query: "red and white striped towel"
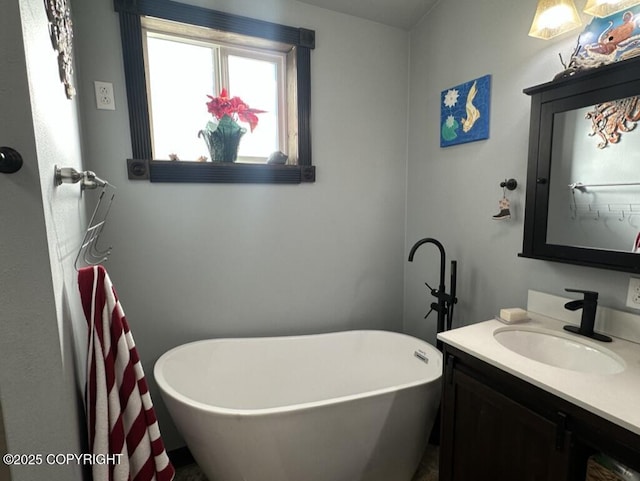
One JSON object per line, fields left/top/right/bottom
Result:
{"left": 79, "top": 265, "right": 175, "bottom": 481}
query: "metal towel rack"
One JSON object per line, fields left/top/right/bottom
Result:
{"left": 54, "top": 165, "right": 115, "bottom": 270}
{"left": 569, "top": 181, "right": 640, "bottom": 191}
{"left": 569, "top": 180, "right": 640, "bottom": 221}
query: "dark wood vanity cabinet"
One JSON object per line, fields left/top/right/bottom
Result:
{"left": 439, "top": 345, "right": 640, "bottom": 481}
{"left": 440, "top": 367, "right": 571, "bottom": 481}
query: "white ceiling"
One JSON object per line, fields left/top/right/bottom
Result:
{"left": 296, "top": 0, "right": 441, "bottom": 30}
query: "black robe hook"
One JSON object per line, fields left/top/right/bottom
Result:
{"left": 500, "top": 178, "right": 517, "bottom": 191}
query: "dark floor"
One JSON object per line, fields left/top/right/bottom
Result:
{"left": 174, "top": 443, "right": 439, "bottom": 481}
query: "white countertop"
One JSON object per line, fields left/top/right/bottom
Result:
{"left": 437, "top": 314, "right": 640, "bottom": 436}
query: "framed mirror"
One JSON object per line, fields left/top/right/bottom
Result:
{"left": 521, "top": 56, "right": 640, "bottom": 273}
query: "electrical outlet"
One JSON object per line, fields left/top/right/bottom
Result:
{"left": 626, "top": 277, "right": 640, "bottom": 309}
{"left": 94, "top": 81, "right": 115, "bottom": 110}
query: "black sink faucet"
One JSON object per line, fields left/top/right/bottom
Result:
{"left": 563, "top": 288, "right": 612, "bottom": 342}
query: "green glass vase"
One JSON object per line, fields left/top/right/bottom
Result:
{"left": 198, "top": 115, "right": 247, "bottom": 162}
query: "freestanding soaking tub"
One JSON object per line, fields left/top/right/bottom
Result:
{"left": 154, "top": 330, "right": 442, "bottom": 481}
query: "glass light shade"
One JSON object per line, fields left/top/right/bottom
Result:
{"left": 528, "top": 0, "right": 583, "bottom": 39}
{"left": 583, "top": 0, "right": 640, "bottom": 17}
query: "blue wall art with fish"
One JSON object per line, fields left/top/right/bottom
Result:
{"left": 440, "top": 74, "right": 491, "bottom": 148}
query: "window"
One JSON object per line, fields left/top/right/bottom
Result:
{"left": 114, "top": 0, "right": 315, "bottom": 183}
{"left": 143, "top": 19, "right": 286, "bottom": 163}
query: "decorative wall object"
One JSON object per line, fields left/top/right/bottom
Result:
{"left": 571, "top": 6, "right": 640, "bottom": 70}
{"left": 492, "top": 178, "right": 517, "bottom": 220}
{"left": 586, "top": 95, "right": 640, "bottom": 149}
{"left": 440, "top": 75, "right": 491, "bottom": 148}
{"left": 45, "top": 0, "right": 76, "bottom": 99}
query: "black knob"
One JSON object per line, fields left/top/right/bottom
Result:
{"left": 500, "top": 178, "right": 518, "bottom": 190}
{"left": 0, "top": 147, "right": 23, "bottom": 174}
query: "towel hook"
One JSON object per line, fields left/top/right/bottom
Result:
{"left": 74, "top": 185, "right": 115, "bottom": 271}
{"left": 570, "top": 190, "right": 578, "bottom": 219}
{"left": 499, "top": 178, "right": 517, "bottom": 191}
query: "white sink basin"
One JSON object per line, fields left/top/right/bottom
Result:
{"left": 494, "top": 327, "right": 625, "bottom": 375}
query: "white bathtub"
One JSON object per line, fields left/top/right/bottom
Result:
{"left": 154, "top": 330, "right": 442, "bottom": 481}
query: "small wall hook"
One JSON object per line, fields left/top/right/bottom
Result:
{"left": 500, "top": 178, "right": 517, "bottom": 191}
{"left": 0, "top": 147, "right": 23, "bottom": 174}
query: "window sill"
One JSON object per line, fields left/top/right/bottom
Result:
{"left": 127, "top": 159, "right": 316, "bottom": 184}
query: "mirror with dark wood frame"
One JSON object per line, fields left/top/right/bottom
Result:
{"left": 520, "top": 56, "right": 640, "bottom": 274}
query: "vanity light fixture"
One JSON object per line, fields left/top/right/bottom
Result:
{"left": 583, "top": 0, "right": 640, "bottom": 17}
{"left": 528, "top": 0, "right": 583, "bottom": 39}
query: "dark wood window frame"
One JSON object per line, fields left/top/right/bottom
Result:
{"left": 114, "top": 0, "right": 315, "bottom": 184}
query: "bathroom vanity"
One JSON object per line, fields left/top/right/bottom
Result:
{"left": 437, "top": 295, "right": 640, "bottom": 481}
{"left": 457, "top": 47, "right": 640, "bottom": 481}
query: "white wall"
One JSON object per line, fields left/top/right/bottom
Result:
{"left": 71, "top": 0, "right": 410, "bottom": 449}
{"left": 0, "top": 1, "right": 87, "bottom": 480}
{"left": 403, "top": 0, "right": 637, "bottom": 343}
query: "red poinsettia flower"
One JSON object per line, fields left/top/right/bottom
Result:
{"left": 205, "top": 88, "right": 266, "bottom": 132}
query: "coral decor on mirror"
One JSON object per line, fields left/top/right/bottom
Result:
{"left": 198, "top": 89, "right": 266, "bottom": 162}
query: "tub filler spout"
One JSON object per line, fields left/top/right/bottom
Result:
{"left": 408, "top": 238, "right": 458, "bottom": 349}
